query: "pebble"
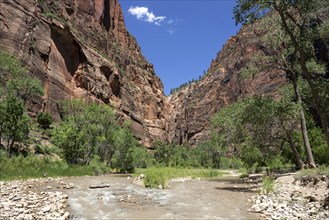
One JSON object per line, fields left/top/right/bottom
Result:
{"left": 15, "top": 203, "right": 23, "bottom": 208}
{"left": 42, "top": 206, "right": 51, "bottom": 212}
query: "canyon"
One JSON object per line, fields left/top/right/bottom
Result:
{"left": 0, "top": 0, "right": 288, "bottom": 147}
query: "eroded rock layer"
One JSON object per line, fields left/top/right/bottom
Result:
{"left": 0, "top": 0, "right": 167, "bottom": 146}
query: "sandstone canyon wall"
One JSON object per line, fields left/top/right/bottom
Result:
{"left": 1, "top": 1, "right": 306, "bottom": 147}
{"left": 167, "top": 22, "right": 288, "bottom": 145}
{"left": 167, "top": 9, "right": 329, "bottom": 146}
{"left": 0, "top": 0, "right": 168, "bottom": 147}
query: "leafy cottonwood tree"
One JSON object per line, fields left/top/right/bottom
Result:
{"left": 212, "top": 95, "right": 305, "bottom": 169}
{"left": 52, "top": 99, "right": 138, "bottom": 172}
{"left": 112, "top": 122, "right": 139, "bottom": 172}
{"left": 0, "top": 52, "right": 43, "bottom": 103}
{"left": 239, "top": 14, "right": 316, "bottom": 167}
{"left": 0, "top": 95, "right": 30, "bottom": 157}
{"left": 0, "top": 52, "right": 43, "bottom": 156}
{"left": 234, "top": 0, "right": 329, "bottom": 156}
{"left": 52, "top": 99, "right": 117, "bottom": 164}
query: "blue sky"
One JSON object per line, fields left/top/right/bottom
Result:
{"left": 120, "top": 0, "right": 241, "bottom": 95}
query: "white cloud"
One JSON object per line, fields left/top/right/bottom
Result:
{"left": 128, "top": 6, "right": 166, "bottom": 25}
{"left": 167, "top": 19, "right": 174, "bottom": 24}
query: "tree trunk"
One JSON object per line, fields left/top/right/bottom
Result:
{"left": 291, "top": 72, "right": 316, "bottom": 168}
{"left": 299, "top": 53, "right": 329, "bottom": 151}
{"left": 6, "top": 138, "right": 15, "bottom": 157}
{"left": 275, "top": 7, "right": 329, "bottom": 150}
{"left": 286, "top": 130, "right": 305, "bottom": 170}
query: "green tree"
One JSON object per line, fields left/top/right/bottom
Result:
{"left": 0, "top": 52, "right": 43, "bottom": 156}
{"left": 0, "top": 52, "right": 43, "bottom": 103}
{"left": 52, "top": 99, "right": 117, "bottom": 164}
{"left": 112, "top": 123, "right": 139, "bottom": 173}
{"left": 131, "top": 146, "right": 154, "bottom": 168}
{"left": 0, "top": 95, "right": 30, "bottom": 157}
{"left": 197, "top": 140, "right": 226, "bottom": 168}
{"left": 245, "top": 95, "right": 305, "bottom": 168}
{"left": 233, "top": 0, "right": 329, "bottom": 153}
{"left": 240, "top": 14, "right": 315, "bottom": 167}
{"left": 212, "top": 95, "right": 305, "bottom": 169}
{"left": 52, "top": 99, "right": 139, "bottom": 172}
{"left": 154, "top": 141, "right": 176, "bottom": 166}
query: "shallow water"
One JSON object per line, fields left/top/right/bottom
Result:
{"left": 47, "top": 175, "right": 259, "bottom": 219}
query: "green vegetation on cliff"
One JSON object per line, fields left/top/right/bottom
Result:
{"left": 0, "top": 52, "right": 43, "bottom": 157}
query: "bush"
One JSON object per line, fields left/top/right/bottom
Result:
{"left": 37, "top": 112, "right": 53, "bottom": 129}
{"left": 35, "top": 144, "right": 50, "bottom": 154}
{"left": 131, "top": 147, "right": 155, "bottom": 168}
{"left": 309, "top": 126, "right": 329, "bottom": 165}
{"left": 240, "top": 145, "right": 263, "bottom": 168}
{"left": 143, "top": 168, "right": 167, "bottom": 188}
{"left": 89, "top": 155, "right": 111, "bottom": 175}
{"left": 52, "top": 99, "right": 118, "bottom": 164}
{"left": 261, "top": 176, "right": 274, "bottom": 194}
{"left": 136, "top": 167, "right": 223, "bottom": 188}
{"left": 220, "top": 157, "right": 244, "bottom": 169}
{"left": 268, "top": 156, "right": 285, "bottom": 170}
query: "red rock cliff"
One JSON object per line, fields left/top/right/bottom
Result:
{"left": 167, "top": 22, "right": 289, "bottom": 145}
{"left": 0, "top": 0, "right": 167, "bottom": 147}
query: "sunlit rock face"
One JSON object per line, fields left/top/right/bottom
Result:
{"left": 167, "top": 22, "right": 288, "bottom": 146}
{"left": 6, "top": 1, "right": 320, "bottom": 147}
{"left": 0, "top": 0, "right": 168, "bottom": 147}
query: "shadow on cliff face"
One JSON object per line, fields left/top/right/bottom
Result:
{"left": 50, "top": 25, "right": 86, "bottom": 77}
{"left": 110, "top": 74, "right": 121, "bottom": 97}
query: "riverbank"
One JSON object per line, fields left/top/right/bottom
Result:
{"left": 248, "top": 173, "right": 329, "bottom": 219}
{"left": 0, "top": 178, "right": 71, "bottom": 219}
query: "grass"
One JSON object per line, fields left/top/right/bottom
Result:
{"left": 41, "top": 11, "right": 67, "bottom": 23}
{"left": 0, "top": 155, "right": 111, "bottom": 181}
{"left": 294, "top": 165, "right": 329, "bottom": 180}
{"left": 134, "top": 167, "right": 223, "bottom": 188}
{"left": 261, "top": 176, "right": 274, "bottom": 194}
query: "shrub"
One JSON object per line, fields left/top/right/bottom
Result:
{"left": 35, "top": 144, "right": 50, "bottom": 154}
{"left": 143, "top": 168, "right": 167, "bottom": 188}
{"left": 309, "top": 126, "right": 329, "bottom": 165}
{"left": 131, "top": 147, "right": 155, "bottom": 168}
{"left": 37, "top": 112, "right": 53, "bottom": 129}
{"left": 261, "top": 176, "right": 274, "bottom": 194}
{"left": 220, "top": 157, "right": 244, "bottom": 169}
{"left": 240, "top": 145, "right": 263, "bottom": 168}
{"left": 52, "top": 99, "right": 118, "bottom": 164}
{"left": 89, "top": 155, "right": 111, "bottom": 175}
{"left": 136, "top": 167, "right": 223, "bottom": 188}
{"left": 268, "top": 156, "right": 285, "bottom": 170}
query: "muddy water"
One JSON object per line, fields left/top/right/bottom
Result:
{"left": 49, "top": 175, "right": 260, "bottom": 219}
